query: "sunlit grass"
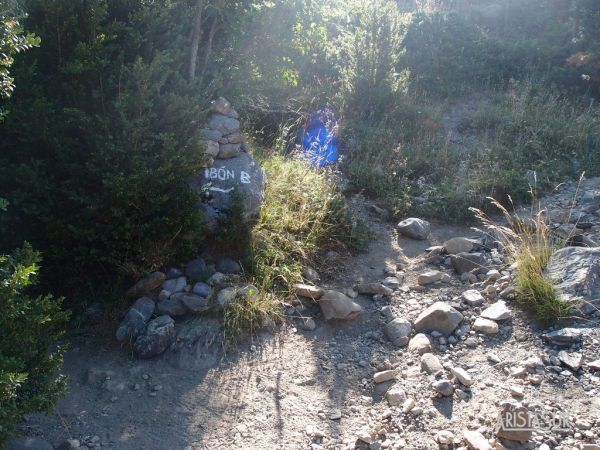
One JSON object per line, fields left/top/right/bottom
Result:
{"left": 471, "top": 195, "right": 572, "bottom": 326}
{"left": 222, "top": 154, "right": 371, "bottom": 341}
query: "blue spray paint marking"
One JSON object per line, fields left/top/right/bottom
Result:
{"left": 301, "top": 109, "right": 339, "bottom": 167}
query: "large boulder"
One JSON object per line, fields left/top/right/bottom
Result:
{"left": 318, "top": 290, "right": 363, "bottom": 320}
{"left": 115, "top": 297, "right": 155, "bottom": 342}
{"left": 414, "top": 302, "right": 463, "bottom": 335}
{"left": 397, "top": 218, "right": 430, "bottom": 240}
{"left": 545, "top": 246, "right": 600, "bottom": 314}
{"left": 190, "top": 152, "right": 265, "bottom": 221}
{"left": 133, "top": 315, "right": 176, "bottom": 358}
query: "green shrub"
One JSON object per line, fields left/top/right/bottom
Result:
{"left": 0, "top": 1, "right": 208, "bottom": 295}
{"left": 0, "top": 242, "right": 69, "bottom": 445}
{"left": 223, "top": 288, "right": 280, "bottom": 345}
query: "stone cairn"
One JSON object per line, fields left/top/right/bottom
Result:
{"left": 190, "top": 97, "right": 265, "bottom": 226}
{"left": 201, "top": 97, "right": 246, "bottom": 161}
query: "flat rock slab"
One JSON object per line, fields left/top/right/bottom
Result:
{"left": 481, "top": 300, "right": 512, "bottom": 321}
{"left": 444, "top": 237, "right": 475, "bottom": 255}
{"left": 463, "top": 430, "right": 492, "bottom": 450}
{"left": 558, "top": 350, "right": 583, "bottom": 371}
{"left": 546, "top": 246, "right": 600, "bottom": 314}
{"left": 293, "top": 283, "right": 323, "bottom": 299}
{"left": 451, "top": 252, "right": 487, "bottom": 274}
{"left": 542, "top": 327, "right": 584, "bottom": 346}
{"left": 355, "top": 282, "right": 393, "bottom": 296}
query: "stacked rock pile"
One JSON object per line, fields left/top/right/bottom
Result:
{"left": 201, "top": 97, "right": 246, "bottom": 161}
{"left": 189, "top": 97, "right": 265, "bottom": 225}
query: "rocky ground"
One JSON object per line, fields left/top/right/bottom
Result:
{"left": 7, "top": 178, "right": 600, "bottom": 450}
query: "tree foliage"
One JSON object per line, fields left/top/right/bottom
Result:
{"left": 0, "top": 2, "right": 40, "bottom": 117}
{"left": 0, "top": 242, "right": 69, "bottom": 445}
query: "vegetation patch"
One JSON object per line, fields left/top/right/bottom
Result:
{"left": 472, "top": 198, "right": 572, "bottom": 326}
{"left": 0, "top": 243, "right": 69, "bottom": 444}
{"left": 251, "top": 155, "right": 370, "bottom": 295}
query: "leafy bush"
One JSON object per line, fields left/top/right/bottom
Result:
{"left": 0, "top": 1, "right": 210, "bottom": 295}
{"left": 0, "top": 9, "right": 40, "bottom": 118}
{"left": 0, "top": 242, "right": 69, "bottom": 445}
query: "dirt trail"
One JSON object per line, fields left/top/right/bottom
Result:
{"left": 14, "top": 212, "right": 600, "bottom": 450}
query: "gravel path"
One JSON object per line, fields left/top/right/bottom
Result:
{"left": 13, "top": 200, "right": 600, "bottom": 450}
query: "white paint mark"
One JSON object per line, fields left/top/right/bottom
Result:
{"left": 209, "top": 187, "right": 234, "bottom": 193}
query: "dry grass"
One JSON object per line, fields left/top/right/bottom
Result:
{"left": 250, "top": 155, "right": 370, "bottom": 293}
{"left": 222, "top": 154, "right": 370, "bottom": 341}
{"left": 471, "top": 195, "right": 573, "bottom": 326}
{"left": 222, "top": 287, "right": 281, "bottom": 345}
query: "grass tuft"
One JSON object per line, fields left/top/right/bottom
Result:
{"left": 250, "top": 155, "right": 370, "bottom": 294}
{"left": 222, "top": 153, "right": 371, "bottom": 341}
{"left": 471, "top": 195, "right": 572, "bottom": 326}
{"left": 223, "top": 288, "right": 281, "bottom": 346}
